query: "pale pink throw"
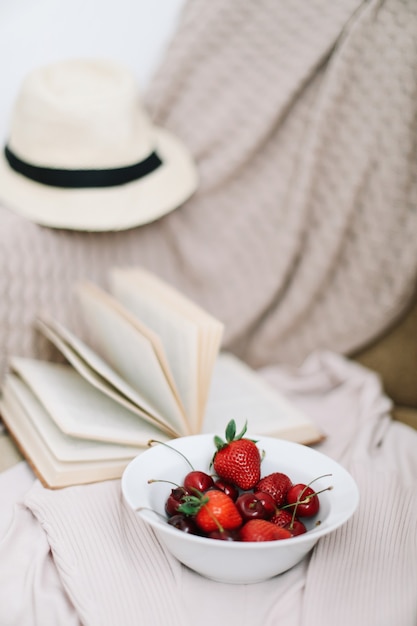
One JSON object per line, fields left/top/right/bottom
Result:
{"left": 1, "top": 352, "right": 416, "bottom": 626}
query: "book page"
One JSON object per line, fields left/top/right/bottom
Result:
{"left": 202, "top": 353, "right": 324, "bottom": 444}
{"left": 10, "top": 357, "right": 171, "bottom": 446}
{"left": 0, "top": 382, "right": 138, "bottom": 488}
{"left": 75, "top": 282, "right": 190, "bottom": 436}
{"left": 198, "top": 323, "right": 225, "bottom": 419}
{"left": 2, "top": 375, "right": 143, "bottom": 462}
{"left": 110, "top": 269, "right": 200, "bottom": 430}
{"left": 36, "top": 316, "right": 179, "bottom": 437}
{"left": 110, "top": 267, "right": 224, "bottom": 434}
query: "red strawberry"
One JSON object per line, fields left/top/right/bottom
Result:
{"left": 270, "top": 509, "right": 293, "bottom": 528}
{"left": 212, "top": 420, "right": 261, "bottom": 490}
{"left": 255, "top": 472, "right": 292, "bottom": 507}
{"left": 240, "top": 519, "right": 292, "bottom": 542}
{"left": 270, "top": 509, "right": 307, "bottom": 536}
{"left": 179, "top": 489, "right": 243, "bottom": 533}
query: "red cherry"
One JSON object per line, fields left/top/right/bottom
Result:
{"left": 285, "top": 519, "right": 307, "bottom": 536}
{"left": 183, "top": 470, "right": 214, "bottom": 494}
{"left": 167, "top": 514, "right": 200, "bottom": 535}
{"left": 207, "top": 528, "right": 240, "bottom": 541}
{"left": 165, "top": 486, "right": 188, "bottom": 517}
{"left": 235, "top": 492, "right": 268, "bottom": 521}
{"left": 253, "top": 491, "right": 276, "bottom": 519}
{"left": 286, "top": 484, "right": 320, "bottom": 517}
{"left": 213, "top": 479, "right": 239, "bottom": 501}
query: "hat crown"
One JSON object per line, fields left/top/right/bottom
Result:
{"left": 8, "top": 59, "right": 154, "bottom": 169}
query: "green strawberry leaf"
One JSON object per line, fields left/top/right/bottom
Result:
{"left": 177, "top": 492, "right": 208, "bottom": 516}
{"left": 234, "top": 420, "right": 248, "bottom": 441}
{"left": 225, "top": 419, "right": 237, "bottom": 442}
{"left": 225, "top": 418, "right": 247, "bottom": 442}
{"left": 214, "top": 435, "right": 225, "bottom": 450}
{"left": 212, "top": 420, "right": 256, "bottom": 467}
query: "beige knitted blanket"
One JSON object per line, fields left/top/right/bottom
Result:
{"left": 1, "top": 0, "right": 417, "bottom": 384}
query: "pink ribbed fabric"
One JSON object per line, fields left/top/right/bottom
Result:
{"left": 1, "top": 352, "right": 416, "bottom": 626}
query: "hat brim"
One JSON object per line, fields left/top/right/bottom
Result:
{"left": 0, "top": 128, "right": 198, "bottom": 231}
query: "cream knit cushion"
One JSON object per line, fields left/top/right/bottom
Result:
{"left": 0, "top": 0, "right": 416, "bottom": 385}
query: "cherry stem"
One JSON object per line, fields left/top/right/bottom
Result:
{"left": 134, "top": 505, "right": 166, "bottom": 520}
{"left": 306, "top": 473, "right": 333, "bottom": 487}
{"left": 297, "top": 485, "right": 333, "bottom": 506}
{"left": 148, "top": 439, "right": 194, "bottom": 470}
{"left": 284, "top": 474, "right": 333, "bottom": 529}
{"left": 203, "top": 502, "right": 225, "bottom": 533}
{"left": 148, "top": 478, "right": 181, "bottom": 488}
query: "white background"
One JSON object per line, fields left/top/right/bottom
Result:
{"left": 0, "top": 0, "right": 186, "bottom": 143}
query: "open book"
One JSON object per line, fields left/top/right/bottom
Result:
{"left": 0, "top": 267, "right": 323, "bottom": 488}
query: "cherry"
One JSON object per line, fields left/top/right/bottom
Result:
{"left": 165, "top": 486, "right": 188, "bottom": 517}
{"left": 285, "top": 518, "right": 307, "bottom": 537}
{"left": 208, "top": 528, "right": 239, "bottom": 541}
{"left": 184, "top": 470, "right": 214, "bottom": 493}
{"left": 235, "top": 492, "right": 267, "bottom": 520}
{"left": 167, "top": 514, "right": 200, "bottom": 535}
{"left": 253, "top": 491, "right": 276, "bottom": 519}
{"left": 213, "top": 478, "right": 239, "bottom": 501}
{"left": 286, "top": 484, "right": 320, "bottom": 517}
{"left": 148, "top": 440, "right": 213, "bottom": 494}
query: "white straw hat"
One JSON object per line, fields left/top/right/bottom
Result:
{"left": 0, "top": 58, "right": 198, "bottom": 231}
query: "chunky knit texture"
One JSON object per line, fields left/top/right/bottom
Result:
{"left": 1, "top": 0, "right": 417, "bottom": 384}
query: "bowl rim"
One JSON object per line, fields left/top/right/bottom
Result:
{"left": 121, "top": 433, "right": 360, "bottom": 549}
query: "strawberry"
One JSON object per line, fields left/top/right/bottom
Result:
{"left": 255, "top": 472, "right": 292, "bottom": 507}
{"left": 270, "top": 509, "right": 307, "bottom": 536}
{"left": 212, "top": 420, "right": 261, "bottom": 490}
{"left": 179, "top": 489, "right": 243, "bottom": 533}
{"left": 270, "top": 509, "right": 293, "bottom": 528}
{"left": 240, "top": 519, "right": 292, "bottom": 542}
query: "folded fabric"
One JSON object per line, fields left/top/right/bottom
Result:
{"left": 1, "top": 352, "right": 416, "bottom": 626}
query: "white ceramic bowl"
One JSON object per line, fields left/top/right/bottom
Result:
{"left": 122, "top": 434, "right": 359, "bottom": 584}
